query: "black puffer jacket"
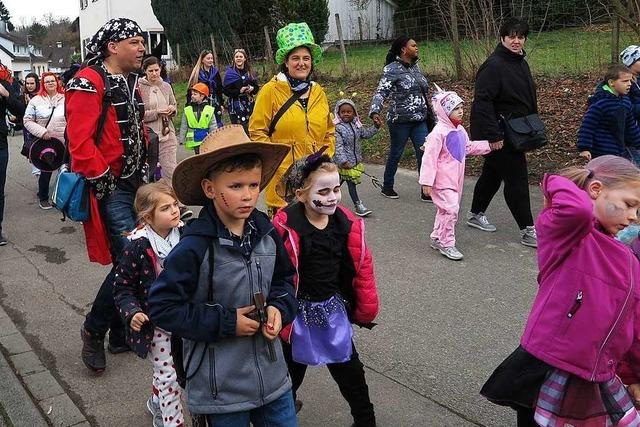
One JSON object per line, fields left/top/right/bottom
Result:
{"left": 470, "top": 43, "right": 538, "bottom": 143}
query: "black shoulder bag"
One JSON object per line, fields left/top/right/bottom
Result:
{"left": 501, "top": 113, "right": 548, "bottom": 152}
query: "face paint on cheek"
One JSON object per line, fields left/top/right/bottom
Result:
{"left": 605, "top": 202, "right": 623, "bottom": 217}
{"left": 220, "top": 192, "right": 230, "bottom": 208}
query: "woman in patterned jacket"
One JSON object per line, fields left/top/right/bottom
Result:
{"left": 369, "top": 36, "right": 434, "bottom": 201}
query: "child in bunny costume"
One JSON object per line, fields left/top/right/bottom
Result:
{"left": 420, "top": 88, "right": 498, "bottom": 260}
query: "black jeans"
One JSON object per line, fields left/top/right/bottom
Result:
{"left": 0, "top": 147, "right": 7, "bottom": 235}
{"left": 83, "top": 187, "right": 137, "bottom": 341}
{"left": 282, "top": 341, "right": 376, "bottom": 427}
{"left": 470, "top": 147, "right": 533, "bottom": 229}
{"left": 516, "top": 407, "right": 537, "bottom": 427}
{"left": 37, "top": 171, "right": 52, "bottom": 201}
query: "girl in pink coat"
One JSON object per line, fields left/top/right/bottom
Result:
{"left": 419, "top": 90, "right": 493, "bottom": 260}
{"left": 482, "top": 155, "right": 640, "bottom": 427}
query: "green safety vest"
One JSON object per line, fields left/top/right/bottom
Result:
{"left": 184, "top": 104, "right": 215, "bottom": 149}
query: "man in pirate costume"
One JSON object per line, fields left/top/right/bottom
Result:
{"left": 66, "top": 18, "right": 148, "bottom": 373}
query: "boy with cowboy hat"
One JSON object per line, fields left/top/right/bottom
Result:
{"left": 148, "top": 125, "right": 299, "bottom": 425}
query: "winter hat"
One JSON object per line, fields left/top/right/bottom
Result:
{"left": 190, "top": 83, "right": 210, "bottom": 98}
{"left": 621, "top": 45, "right": 640, "bottom": 67}
{"left": 275, "top": 22, "right": 323, "bottom": 65}
{"left": 333, "top": 98, "right": 363, "bottom": 128}
{"left": 438, "top": 92, "right": 464, "bottom": 117}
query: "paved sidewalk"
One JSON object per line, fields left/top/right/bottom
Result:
{"left": 0, "top": 304, "right": 88, "bottom": 427}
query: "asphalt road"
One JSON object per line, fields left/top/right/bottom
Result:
{"left": 0, "top": 135, "right": 543, "bottom": 426}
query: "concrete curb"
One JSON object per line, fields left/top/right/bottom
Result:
{"left": 0, "top": 305, "right": 90, "bottom": 427}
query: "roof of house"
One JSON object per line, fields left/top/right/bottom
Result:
{"left": 0, "top": 44, "right": 45, "bottom": 62}
{"left": 42, "top": 45, "right": 75, "bottom": 69}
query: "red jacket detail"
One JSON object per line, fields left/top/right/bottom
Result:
{"left": 272, "top": 204, "right": 379, "bottom": 342}
{"left": 66, "top": 66, "right": 146, "bottom": 265}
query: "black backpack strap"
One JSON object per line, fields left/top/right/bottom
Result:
{"left": 89, "top": 65, "right": 112, "bottom": 148}
{"left": 268, "top": 89, "right": 305, "bottom": 137}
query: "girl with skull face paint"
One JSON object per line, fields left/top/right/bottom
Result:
{"left": 272, "top": 150, "right": 379, "bottom": 426}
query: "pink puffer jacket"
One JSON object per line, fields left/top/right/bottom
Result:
{"left": 273, "top": 204, "right": 380, "bottom": 342}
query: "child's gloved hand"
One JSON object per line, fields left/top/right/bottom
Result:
{"left": 262, "top": 306, "right": 282, "bottom": 340}
{"left": 235, "top": 305, "right": 259, "bottom": 337}
{"left": 130, "top": 312, "right": 149, "bottom": 332}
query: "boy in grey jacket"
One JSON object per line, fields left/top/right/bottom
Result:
{"left": 333, "top": 98, "right": 380, "bottom": 217}
{"left": 148, "top": 125, "right": 298, "bottom": 426}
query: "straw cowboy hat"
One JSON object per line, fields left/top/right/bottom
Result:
{"left": 172, "top": 125, "right": 290, "bottom": 206}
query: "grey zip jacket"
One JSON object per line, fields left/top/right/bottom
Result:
{"left": 148, "top": 204, "right": 297, "bottom": 414}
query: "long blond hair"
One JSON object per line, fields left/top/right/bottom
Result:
{"left": 134, "top": 180, "right": 178, "bottom": 223}
{"left": 558, "top": 155, "right": 640, "bottom": 189}
{"left": 188, "top": 50, "right": 214, "bottom": 88}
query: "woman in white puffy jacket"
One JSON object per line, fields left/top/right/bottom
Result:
{"left": 23, "top": 72, "right": 66, "bottom": 210}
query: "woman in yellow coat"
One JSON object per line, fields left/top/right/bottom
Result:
{"left": 250, "top": 22, "right": 335, "bottom": 215}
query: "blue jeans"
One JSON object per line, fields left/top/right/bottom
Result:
{"left": 0, "top": 147, "right": 7, "bottom": 235}
{"left": 204, "top": 390, "right": 298, "bottom": 427}
{"left": 84, "top": 187, "right": 137, "bottom": 340}
{"left": 383, "top": 120, "right": 429, "bottom": 189}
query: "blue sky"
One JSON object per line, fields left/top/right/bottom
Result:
{"left": 4, "top": 0, "right": 78, "bottom": 26}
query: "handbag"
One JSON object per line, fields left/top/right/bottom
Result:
{"left": 52, "top": 168, "right": 90, "bottom": 221}
{"left": 21, "top": 106, "right": 56, "bottom": 158}
{"left": 502, "top": 113, "right": 548, "bottom": 152}
{"left": 53, "top": 65, "right": 112, "bottom": 222}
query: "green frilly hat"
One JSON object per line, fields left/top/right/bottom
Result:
{"left": 275, "top": 22, "right": 323, "bottom": 65}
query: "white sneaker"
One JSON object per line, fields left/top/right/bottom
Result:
{"left": 439, "top": 246, "right": 464, "bottom": 260}
{"left": 521, "top": 226, "right": 538, "bottom": 248}
{"left": 466, "top": 212, "right": 497, "bottom": 232}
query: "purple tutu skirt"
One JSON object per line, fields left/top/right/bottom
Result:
{"left": 291, "top": 295, "right": 353, "bottom": 366}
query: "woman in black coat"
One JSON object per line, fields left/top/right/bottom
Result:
{"left": 465, "top": 17, "right": 538, "bottom": 248}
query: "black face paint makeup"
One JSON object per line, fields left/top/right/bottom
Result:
{"left": 220, "top": 192, "right": 230, "bottom": 208}
{"left": 312, "top": 200, "right": 324, "bottom": 208}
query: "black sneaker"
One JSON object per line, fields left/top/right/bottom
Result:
{"left": 0, "top": 234, "right": 6, "bottom": 246}
{"left": 380, "top": 187, "right": 399, "bottom": 199}
{"left": 38, "top": 199, "right": 53, "bottom": 210}
{"left": 420, "top": 192, "right": 433, "bottom": 203}
{"left": 80, "top": 326, "right": 106, "bottom": 373}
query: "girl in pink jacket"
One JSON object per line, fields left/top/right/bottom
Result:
{"left": 419, "top": 90, "right": 493, "bottom": 260}
{"left": 272, "top": 149, "right": 379, "bottom": 427}
{"left": 482, "top": 155, "right": 640, "bottom": 427}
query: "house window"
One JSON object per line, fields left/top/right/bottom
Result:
{"left": 148, "top": 32, "right": 168, "bottom": 56}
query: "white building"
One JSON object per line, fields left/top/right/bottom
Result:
{"left": 78, "top": 0, "right": 173, "bottom": 64}
{"left": 0, "top": 22, "right": 48, "bottom": 80}
{"left": 326, "top": 0, "right": 397, "bottom": 43}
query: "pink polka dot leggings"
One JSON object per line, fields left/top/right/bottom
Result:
{"left": 151, "top": 328, "right": 184, "bottom": 426}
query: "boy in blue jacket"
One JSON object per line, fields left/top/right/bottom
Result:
{"left": 148, "top": 125, "right": 298, "bottom": 426}
{"left": 578, "top": 64, "right": 640, "bottom": 161}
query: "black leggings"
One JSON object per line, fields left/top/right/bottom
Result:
{"left": 470, "top": 147, "right": 533, "bottom": 229}
{"left": 282, "top": 341, "right": 376, "bottom": 427}
{"left": 516, "top": 407, "right": 537, "bottom": 427}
